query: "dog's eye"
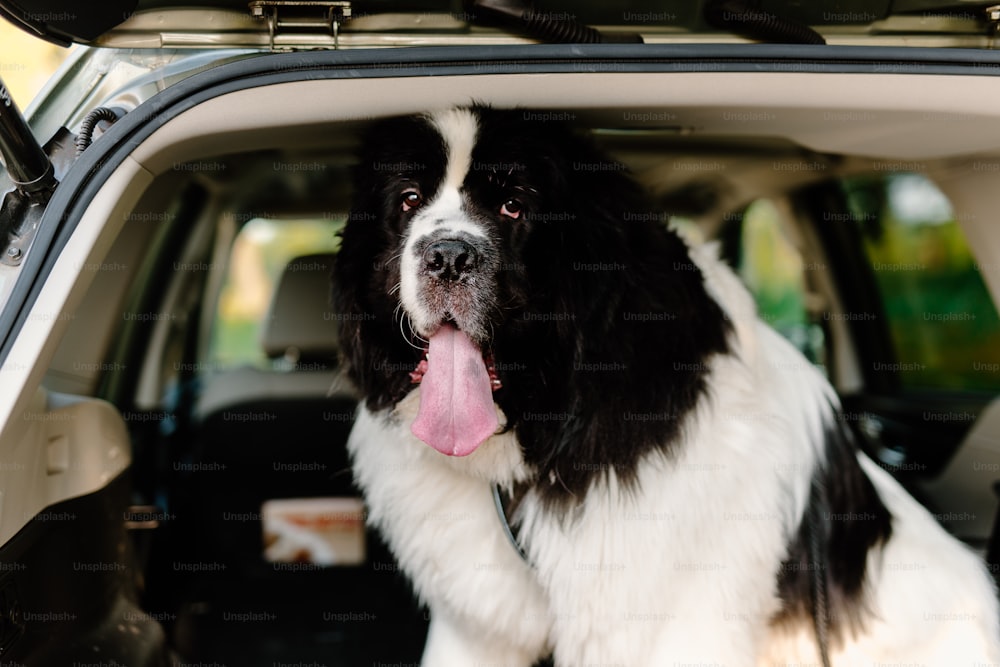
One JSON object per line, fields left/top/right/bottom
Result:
{"left": 500, "top": 199, "right": 522, "bottom": 220}
{"left": 401, "top": 189, "right": 423, "bottom": 212}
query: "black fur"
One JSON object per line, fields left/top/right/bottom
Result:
{"left": 773, "top": 416, "right": 893, "bottom": 644}
{"left": 333, "top": 115, "right": 448, "bottom": 410}
{"left": 332, "top": 107, "right": 730, "bottom": 508}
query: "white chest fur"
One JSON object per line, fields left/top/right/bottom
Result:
{"left": 347, "top": 393, "right": 553, "bottom": 661}
{"left": 347, "top": 327, "right": 822, "bottom": 666}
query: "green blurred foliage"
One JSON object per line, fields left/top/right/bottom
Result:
{"left": 740, "top": 199, "right": 807, "bottom": 332}
{"left": 736, "top": 199, "right": 827, "bottom": 366}
{"left": 845, "top": 174, "right": 1000, "bottom": 394}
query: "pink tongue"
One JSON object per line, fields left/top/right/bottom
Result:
{"left": 411, "top": 325, "right": 499, "bottom": 456}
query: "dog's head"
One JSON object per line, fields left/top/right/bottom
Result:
{"left": 334, "top": 107, "right": 596, "bottom": 453}
{"left": 334, "top": 107, "right": 729, "bottom": 497}
{"left": 341, "top": 107, "right": 586, "bottom": 343}
{"left": 368, "top": 108, "right": 531, "bottom": 345}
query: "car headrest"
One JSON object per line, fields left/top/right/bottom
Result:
{"left": 260, "top": 253, "right": 340, "bottom": 363}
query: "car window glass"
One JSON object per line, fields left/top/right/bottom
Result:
{"left": 207, "top": 218, "right": 341, "bottom": 370}
{"left": 732, "top": 199, "right": 827, "bottom": 369}
{"left": 842, "top": 173, "right": 1000, "bottom": 394}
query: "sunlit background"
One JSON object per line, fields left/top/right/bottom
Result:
{"left": 0, "top": 21, "right": 70, "bottom": 109}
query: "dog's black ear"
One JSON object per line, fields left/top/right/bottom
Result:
{"left": 332, "top": 113, "right": 450, "bottom": 409}
{"left": 332, "top": 187, "right": 419, "bottom": 412}
{"left": 332, "top": 113, "right": 456, "bottom": 410}
{"left": 332, "top": 200, "right": 372, "bottom": 396}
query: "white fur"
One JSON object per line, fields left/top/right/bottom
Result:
{"left": 427, "top": 108, "right": 478, "bottom": 192}
{"left": 761, "top": 453, "right": 1000, "bottom": 666}
{"left": 348, "top": 394, "right": 552, "bottom": 662}
{"left": 349, "top": 119, "right": 1000, "bottom": 666}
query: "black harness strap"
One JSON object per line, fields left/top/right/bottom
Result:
{"left": 808, "top": 504, "right": 834, "bottom": 667}
{"left": 493, "top": 483, "right": 529, "bottom": 563}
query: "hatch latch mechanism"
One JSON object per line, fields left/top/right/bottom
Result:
{"left": 249, "top": 1, "right": 352, "bottom": 50}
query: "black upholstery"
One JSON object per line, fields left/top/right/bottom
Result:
{"left": 154, "top": 253, "right": 428, "bottom": 665}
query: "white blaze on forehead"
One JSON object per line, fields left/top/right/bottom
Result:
{"left": 398, "top": 108, "right": 485, "bottom": 336}
{"left": 426, "top": 107, "right": 478, "bottom": 190}
{"left": 414, "top": 188, "right": 488, "bottom": 239}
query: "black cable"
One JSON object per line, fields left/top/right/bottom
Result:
{"left": 75, "top": 107, "right": 122, "bottom": 157}
{"left": 520, "top": 8, "right": 605, "bottom": 44}
{"left": 468, "top": 0, "right": 643, "bottom": 44}
{"left": 704, "top": 0, "right": 826, "bottom": 45}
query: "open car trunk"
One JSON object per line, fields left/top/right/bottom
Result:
{"left": 1, "top": 44, "right": 1000, "bottom": 664}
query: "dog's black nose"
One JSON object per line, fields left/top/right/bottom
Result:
{"left": 423, "top": 239, "right": 478, "bottom": 281}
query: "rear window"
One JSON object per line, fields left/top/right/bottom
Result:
{"left": 715, "top": 198, "right": 828, "bottom": 369}
{"left": 208, "top": 217, "right": 341, "bottom": 369}
{"left": 842, "top": 173, "right": 1000, "bottom": 394}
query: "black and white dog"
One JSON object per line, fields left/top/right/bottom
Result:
{"left": 332, "top": 106, "right": 1000, "bottom": 666}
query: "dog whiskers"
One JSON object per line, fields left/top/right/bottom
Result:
{"left": 394, "top": 309, "right": 428, "bottom": 352}
{"left": 407, "top": 317, "right": 429, "bottom": 347}
{"left": 397, "top": 309, "right": 410, "bottom": 347}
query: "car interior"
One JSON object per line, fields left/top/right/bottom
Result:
{"left": 2, "top": 69, "right": 1000, "bottom": 663}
